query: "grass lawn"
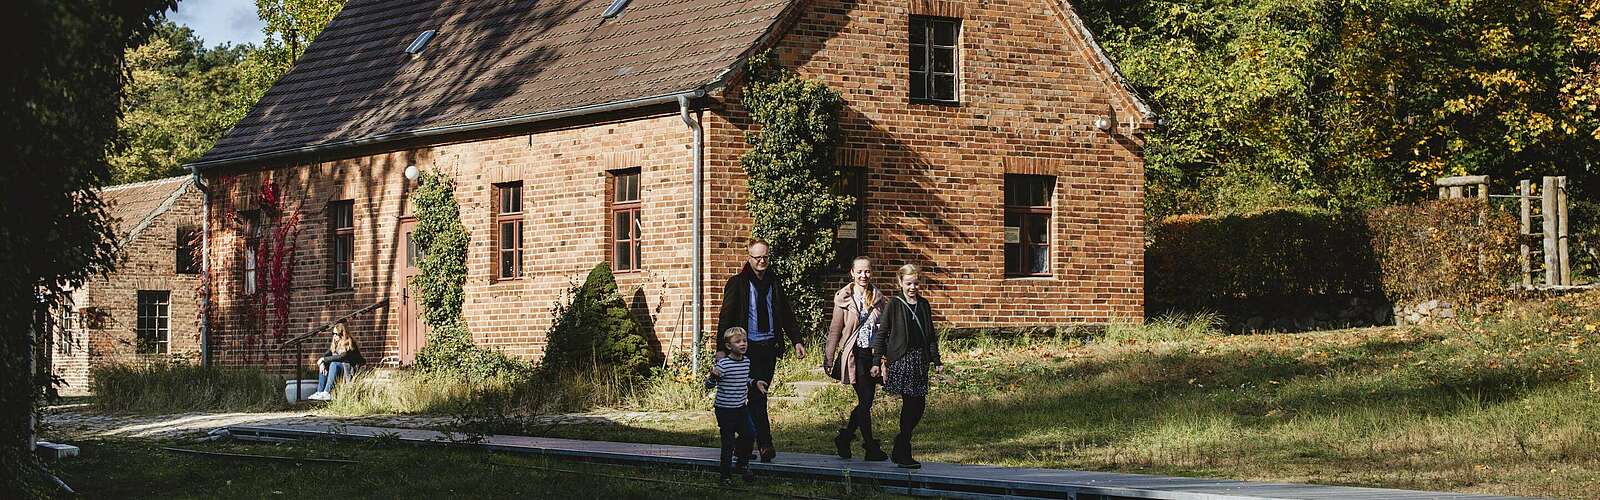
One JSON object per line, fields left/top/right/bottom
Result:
{"left": 68, "top": 291, "right": 1600, "bottom": 498}
{"left": 529, "top": 292, "right": 1600, "bottom": 499}
{"left": 48, "top": 437, "right": 904, "bottom": 499}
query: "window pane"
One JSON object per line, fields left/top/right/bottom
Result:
{"left": 910, "top": 18, "right": 926, "bottom": 44}
{"left": 511, "top": 186, "right": 522, "bottom": 212}
{"left": 632, "top": 212, "right": 642, "bottom": 240}
{"left": 934, "top": 20, "right": 958, "bottom": 46}
{"left": 1006, "top": 243, "right": 1020, "bottom": 273}
{"left": 910, "top": 45, "right": 926, "bottom": 72}
{"left": 910, "top": 71, "right": 927, "bottom": 99}
{"left": 614, "top": 212, "right": 629, "bottom": 242}
{"left": 615, "top": 243, "right": 632, "bottom": 270}
{"left": 1027, "top": 214, "right": 1049, "bottom": 243}
{"left": 1029, "top": 244, "right": 1049, "bottom": 274}
{"left": 405, "top": 231, "right": 415, "bottom": 267}
{"left": 500, "top": 251, "right": 515, "bottom": 278}
{"left": 933, "top": 75, "right": 956, "bottom": 101}
{"left": 1033, "top": 179, "right": 1052, "bottom": 206}
{"left": 629, "top": 175, "right": 641, "bottom": 201}
{"left": 633, "top": 241, "right": 642, "bottom": 271}
{"left": 932, "top": 47, "right": 954, "bottom": 73}
{"left": 500, "top": 222, "right": 516, "bottom": 250}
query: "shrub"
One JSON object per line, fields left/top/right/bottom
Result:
{"left": 540, "top": 263, "right": 655, "bottom": 379}
{"left": 1367, "top": 198, "right": 1518, "bottom": 305}
{"left": 1146, "top": 207, "right": 1381, "bottom": 315}
{"left": 91, "top": 362, "right": 285, "bottom": 413}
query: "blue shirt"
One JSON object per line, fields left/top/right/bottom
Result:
{"left": 746, "top": 282, "right": 776, "bottom": 342}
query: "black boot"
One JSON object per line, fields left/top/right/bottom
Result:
{"left": 891, "top": 434, "right": 920, "bottom": 469}
{"left": 863, "top": 438, "right": 889, "bottom": 461}
{"left": 833, "top": 428, "right": 854, "bottom": 459}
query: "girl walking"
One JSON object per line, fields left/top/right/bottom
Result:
{"left": 873, "top": 264, "right": 942, "bottom": 468}
{"left": 823, "top": 256, "right": 889, "bottom": 461}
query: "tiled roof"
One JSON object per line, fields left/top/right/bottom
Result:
{"left": 100, "top": 176, "right": 193, "bottom": 243}
{"left": 194, "top": 0, "right": 793, "bottom": 168}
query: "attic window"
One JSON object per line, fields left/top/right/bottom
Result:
{"left": 602, "top": 0, "right": 630, "bottom": 18}
{"left": 405, "top": 30, "right": 437, "bottom": 55}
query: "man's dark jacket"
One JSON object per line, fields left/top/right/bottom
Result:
{"left": 716, "top": 263, "right": 803, "bottom": 356}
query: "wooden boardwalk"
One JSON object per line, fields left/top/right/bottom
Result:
{"left": 227, "top": 424, "right": 1529, "bottom": 500}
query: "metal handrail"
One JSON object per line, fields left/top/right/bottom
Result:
{"left": 276, "top": 298, "right": 390, "bottom": 350}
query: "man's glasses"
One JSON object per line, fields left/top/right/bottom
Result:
{"left": 748, "top": 255, "right": 769, "bottom": 261}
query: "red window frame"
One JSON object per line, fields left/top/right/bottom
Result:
{"left": 1004, "top": 175, "right": 1054, "bottom": 277}
{"left": 494, "top": 182, "right": 524, "bottom": 280}
{"left": 610, "top": 170, "right": 642, "bottom": 272}
{"left": 330, "top": 201, "right": 354, "bottom": 290}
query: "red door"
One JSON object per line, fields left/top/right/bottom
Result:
{"left": 397, "top": 219, "right": 428, "bottom": 364}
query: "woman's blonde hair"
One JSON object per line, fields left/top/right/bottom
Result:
{"left": 329, "top": 321, "right": 357, "bottom": 353}
{"left": 852, "top": 256, "right": 876, "bottom": 309}
{"left": 897, "top": 263, "right": 921, "bottom": 283}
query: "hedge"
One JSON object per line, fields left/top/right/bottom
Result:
{"left": 1148, "top": 199, "right": 1519, "bottom": 321}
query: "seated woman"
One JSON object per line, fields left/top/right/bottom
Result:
{"left": 309, "top": 321, "right": 364, "bottom": 401}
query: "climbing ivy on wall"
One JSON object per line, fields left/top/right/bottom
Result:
{"left": 738, "top": 51, "right": 854, "bottom": 334}
{"left": 410, "top": 171, "right": 523, "bottom": 380}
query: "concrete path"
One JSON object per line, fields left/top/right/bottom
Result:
{"left": 227, "top": 423, "right": 1533, "bottom": 500}
{"left": 39, "top": 408, "right": 695, "bottom": 440}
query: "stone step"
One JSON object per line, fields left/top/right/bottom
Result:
{"left": 34, "top": 441, "right": 80, "bottom": 461}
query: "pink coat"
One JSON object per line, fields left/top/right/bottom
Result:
{"left": 824, "top": 284, "right": 888, "bottom": 385}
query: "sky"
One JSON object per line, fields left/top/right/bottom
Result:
{"left": 166, "top": 0, "right": 267, "bottom": 48}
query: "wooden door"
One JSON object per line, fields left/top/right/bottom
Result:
{"left": 397, "top": 219, "right": 428, "bottom": 364}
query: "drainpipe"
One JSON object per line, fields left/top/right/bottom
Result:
{"left": 188, "top": 165, "right": 211, "bottom": 367}
{"left": 678, "top": 95, "right": 704, "bottom": 374}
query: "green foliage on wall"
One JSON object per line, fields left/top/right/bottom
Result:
{"left": 738, "top": 51, "right": 853, "bottom": 334}
{"left": 410, "top": 171, "right": 525, "bottom": 380}
{"left": 540, "top": 263, "right": 655, "bottom": 379}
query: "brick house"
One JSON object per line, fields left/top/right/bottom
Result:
{"left": 189, "top": 0, "right": 1151, "bottom": 370}
{"left": 51, "top": 176, "right": 204, "bottom": 394}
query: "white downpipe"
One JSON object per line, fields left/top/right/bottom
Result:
{"left": 679, "top": 95, "right": 704, "bottom": 374}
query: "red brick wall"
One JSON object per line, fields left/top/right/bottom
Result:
{"left": 204, "top": 116, "right": 701, "bottom": 371}
{"left": 57, "top": 183, "right": 204, "bottom": 394}
{"left": 701, "top": 0, "right": 1146, "bottom": 330}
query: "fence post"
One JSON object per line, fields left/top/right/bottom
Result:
{"left": 1542, "top": 177, "right": 1559, "bottom": 287}
{"left": 1557, "top": 176, "right": 1570, "bottom": 286}
{"left": 1519, "top": 179, "right": 1532, "bottom": 288}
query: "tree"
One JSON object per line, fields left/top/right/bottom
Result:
{"left": 1077, "top": 0, "right": 1600, "bottom": 219}
{"left": 111, "top": 22, "right": 253, "bottom": 183}
{"left": 2, "top": 0, "right": 173, "bottom": 495}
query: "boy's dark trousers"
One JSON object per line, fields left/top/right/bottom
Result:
{"left": 715, "top": 405, "right": 756, "bottom": 475}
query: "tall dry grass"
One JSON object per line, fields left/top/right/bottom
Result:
{"left": 90, "top": 362, "right": 286, "bottom": 413}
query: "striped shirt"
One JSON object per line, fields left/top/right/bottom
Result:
{"left": 713, "top": 356, "right": 752, "bottom": 408}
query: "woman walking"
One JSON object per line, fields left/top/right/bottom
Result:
{"left": 873, "top": 264, "right": 942, "bottom": 468}
{"left": 823, "top": 256, "right": 889, "bottom": 461}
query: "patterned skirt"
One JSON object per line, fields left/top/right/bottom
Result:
{"left": 884, "top": 348, "right": 929, "bottom": 397}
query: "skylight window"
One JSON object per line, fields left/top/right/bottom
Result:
{"left": 405, "top": 30, "right": 437, "bottom": 55}
{"left": 602, "top": 0, "right": 630, "bottom": 18}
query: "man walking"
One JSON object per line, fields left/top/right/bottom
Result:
{"left": 717, "top": 239, "right": 807, "bottom": 462}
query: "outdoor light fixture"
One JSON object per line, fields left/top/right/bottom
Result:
{"left": 404, "top": 164, "right": 419, "bottom": 181}
{"left": 1093, "top": 116, "right": 1113, "bottom": 132}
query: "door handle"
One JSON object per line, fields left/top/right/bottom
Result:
{"left": 402, "top": 287, "right": 409, "bottom": 304}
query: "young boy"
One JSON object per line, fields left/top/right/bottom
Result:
{"left": 711, "top": 327, "right": 767, "bottom": 483}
